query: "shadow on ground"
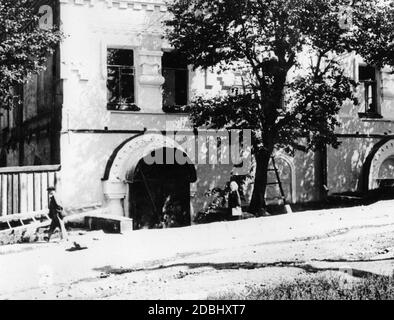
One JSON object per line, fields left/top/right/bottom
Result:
{"left": 93, "top": 259, "right": 390, "bottom": 280}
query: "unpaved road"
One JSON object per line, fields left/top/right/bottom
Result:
{"left": 2, "top": 201, "right": 394, "bottom": 300}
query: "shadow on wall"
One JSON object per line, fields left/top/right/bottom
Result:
{"left": 294, "top": 150, "right": 316, "bottom": 203}
{"left": 327, "top": 138, "right": 378, "bottom": 195}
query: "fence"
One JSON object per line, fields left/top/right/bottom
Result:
{"left": 0, "top": 165, "right": 61, "bottom": 216}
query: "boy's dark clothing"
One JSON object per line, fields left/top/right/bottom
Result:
{"left": 49, "top": 195, "right": 63, "bottom": 218}
{"left": 47, "top": 195, "right": 67, "bottom": 241}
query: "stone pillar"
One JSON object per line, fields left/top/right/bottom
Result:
{"left": 102, "top": 180, "right": 127, "bottom": 216}
{"left": 137, "top": 34, "right": 165, "bottom": 113}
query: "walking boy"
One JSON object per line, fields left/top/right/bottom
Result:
{"left": 45, "top": 186, "right": 68, "bottom": 242}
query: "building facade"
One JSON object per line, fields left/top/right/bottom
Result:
{"left": 1, "top": 0, "right": 394, "bottom": 227}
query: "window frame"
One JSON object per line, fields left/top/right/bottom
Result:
{"left": 106, "top": 47, "right": 139, "bottom": 112}
{"left": 161, "top": 50, "right": 190, "bottom": 112}
{"left": 357, "top": 63, "right": 382, "bottom": 119}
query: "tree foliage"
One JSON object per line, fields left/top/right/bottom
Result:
{"left": 165, "top": 0, "right": 394, "bottom": 212}
{"left": 351, "top": 0, "right": 394, "bottom": 68}
{"left": 0, "top": 0, "right": 62, "bottom": 109}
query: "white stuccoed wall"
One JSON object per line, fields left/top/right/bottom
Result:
{"left": 57, "top": 0, "right": 252, "bottom": 215}
{"left": 56, "top": 0, "right": 394, "bottom": 215}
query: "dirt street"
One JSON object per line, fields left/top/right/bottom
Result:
{"left": 1, "top": 200, "right": 394, "bottom": 300}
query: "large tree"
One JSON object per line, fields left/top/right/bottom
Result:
{"left": 0, "top": 0, "right": 62, "bottom": 109}
{"left": 165, "top": 0, "right": 394, "bottom": 214}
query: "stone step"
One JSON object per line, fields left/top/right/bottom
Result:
{"left": 84, "top": 212, "right": 133, "bottom": 234}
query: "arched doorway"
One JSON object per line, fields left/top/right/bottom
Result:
{"left": 128, "top": 147, "right": 197, "bottom": 229}
{"left": 102, "top": 133, "right": 197, "bottom": 229}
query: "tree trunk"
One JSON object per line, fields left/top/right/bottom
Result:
{"left": 248, "top": 148, "right": 273, "bottom": 215}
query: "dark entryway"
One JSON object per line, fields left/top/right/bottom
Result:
{"left": 129, "top": 148, "right": 196, "bottom": 230}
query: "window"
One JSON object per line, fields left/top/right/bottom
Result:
{"left": 358, "top": 65, "right": 381, "bottom": 118}
{"left": 162, "top": 51, "right": 189, "bottom": 111}
{"left": 107, "top": 49, "right": 139, "bottom": 111}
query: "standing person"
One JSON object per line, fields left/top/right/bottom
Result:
{"left": 45, "top": 187, "right": 68, "bottom": 242}
{"left": 228, "top": 181, "right": 243, "bottom": 220}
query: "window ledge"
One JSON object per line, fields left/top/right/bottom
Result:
{"left": 163, "top": 111, "right": 191, "bottom": 115}
{"left": 162, "top": 105, "right": 190, "bottom": 114}
{"left": 361, "top": 118, "right": 394, "bottom": 124}
{"left": 107, "top": 103, "right": 141, "bottom": 112}
{"left": 110, "top": 110, "right": 162, "bottom": 115}
{"left": 109, "top": 110, "right": 191, "bottom": 116}
{"left": 358, "top": 112, "right": 383, "bottom": 120}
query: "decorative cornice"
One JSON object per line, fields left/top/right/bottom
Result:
{"left": 59, "top": 0, "right": 167, "bottom": 12}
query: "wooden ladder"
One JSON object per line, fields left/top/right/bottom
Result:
{"left": 265, "top": 156, "right": 293, "bottom": 214}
